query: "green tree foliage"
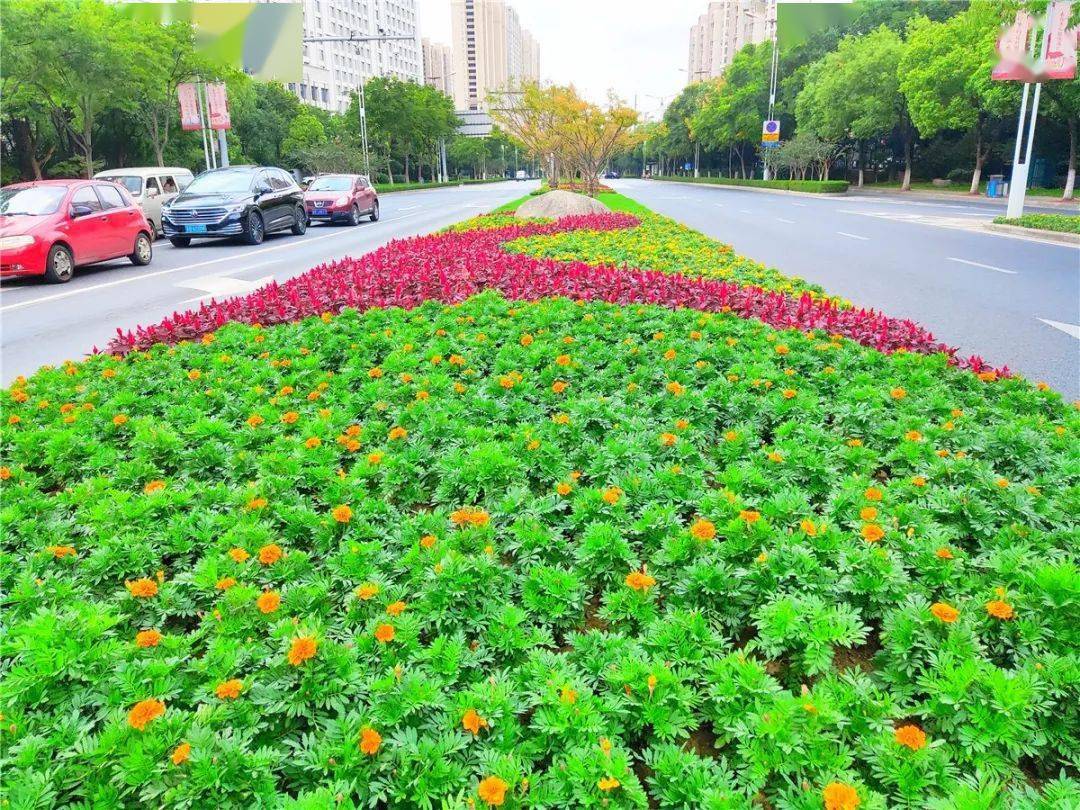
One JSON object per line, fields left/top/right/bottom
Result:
{"left": 662, "top": 81, "right": 715, "bottom": 164}
{"left": 899, "top": 4, "right": 1020, "bottom": 193}
{"left": 281, "top": 112, "right": 328, "bottom": 160}
{"left": 229, "top": 80, "right": 303, "bottom": 167}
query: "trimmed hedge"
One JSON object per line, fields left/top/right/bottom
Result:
{"left": 993, "top": 213, "right": 1080, "bottom": 235}
{"left": 374, "top": 178, "right": 510, "bottom": 194}
{"left": 655, "top": 175, "right": 849, "bottom": 194}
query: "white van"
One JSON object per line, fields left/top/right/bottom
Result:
{"left": 94, "top": 167, "right": 194, "bottom": 237}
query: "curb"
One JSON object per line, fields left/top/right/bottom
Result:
{"left": 985, "top": 222, "right": 1080, "bottom": 246}
{"left": 848, "top": 187, "right": 1075, "bottom": 206}
{"left": 650, "top": 178, "right": 848, "bottom": 199}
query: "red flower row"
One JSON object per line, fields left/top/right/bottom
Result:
{"left": 106, "top": 214, "right": 1005, "bottom": 376}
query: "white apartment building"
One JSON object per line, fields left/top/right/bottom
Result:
{"left": 290, "top": 0, "right": 423, "bottom": 112}
{"left": 422, "top": 38, "right": 454, "bottom": 96}
{"left": 687, "top": 0, "right": 774, "bottom": 82}
{"left": 450, "top": 0, "right": 540, "bottom": 111}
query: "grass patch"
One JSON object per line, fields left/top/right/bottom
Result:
{"left": 493, "top": 191, "right": 652, "bottom": 216}
{"left": 863, "top": 180, "right": 1066, "bottom": 198}
{"left": 993, "top": 213, "right": 1080, "bottom": 234}
{"left": 374, "top": 178, "right": 508, "bottom": 194}
{"left": 655, "top": 176, "right": 849, "bottom": 194}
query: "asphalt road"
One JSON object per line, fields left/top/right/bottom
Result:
{"left": 0, "top": 180, "right": 538, "bottom": 384}
{"left": 611, "top": 179, "right": 1080, "bottom": 399}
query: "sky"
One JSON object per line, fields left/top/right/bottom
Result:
{"left": 414, "top": 0, "right": 710, "bottom": 119}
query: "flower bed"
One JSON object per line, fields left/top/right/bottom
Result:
{"left": 105, "top": 213, "right": 1004, "bottom": 376}
{"left": 2, "top": 286, "right": 1077, "bottom": 808}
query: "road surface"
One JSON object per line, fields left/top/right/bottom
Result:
{"left": 611, "top": 179, "right": 1079, "bottom": 399}
{"left": 0, "top": 180, "right": 538, "bottom": 384}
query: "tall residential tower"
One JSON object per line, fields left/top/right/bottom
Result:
{"left": 450, "top": 0, "right": 540, "bottom": 111}
{"left": 687, "top": 0, "right": 774, "bottom": 82}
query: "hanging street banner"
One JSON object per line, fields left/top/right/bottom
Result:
{"left": 177, "top": 83, "right": 203, "bottom": 132}
{"left": 761, "top": 119, "right": 780, "bottom": 148}
{"left": 993, "top": 2, "right": 1077, "bottom": 82}
{"left": 206, "top": 84, "right": 232, "bottom": 131}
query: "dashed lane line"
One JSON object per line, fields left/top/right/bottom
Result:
{"left": 947, "top": 257, "right": 1018, "bottom": 275}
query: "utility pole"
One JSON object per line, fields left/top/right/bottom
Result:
{"left": 763, "top": 8, "right": 780, "bottom": 181}
{"left": 1005, "top": 11, "right": 1051, "bottom": 219}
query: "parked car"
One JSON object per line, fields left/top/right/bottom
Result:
{"left": 303, "top": 174, "right": 379, "bottom": 226}
{"left": 515, "top": 170, "right": 528, "bottom": 181}
{"left": 94, "top": 167, "right": 193, "bottom": 237}
{"left": 0, "top": 180, "right": 153, "bottom": 283}
{"left": 161, "top": 166, "right": 306, "bottom": 247}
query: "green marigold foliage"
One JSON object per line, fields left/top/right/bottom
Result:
{"left": 993, "top": 214, "right": 1080, "bottom": 235}
{"left": 2, "top": 228, "right": 1079, "bottom": 808}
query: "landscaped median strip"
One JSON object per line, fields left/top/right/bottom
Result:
{"left": 108, "top": 212, "right": 1007, "bottom": 378}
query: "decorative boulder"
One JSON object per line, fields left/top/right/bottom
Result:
{"left": 515, "top": 189, "right": 610, "bottom": 218}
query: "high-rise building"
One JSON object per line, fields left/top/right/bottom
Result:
{"left": 687, "top": 0, "right": 774, "bottom": 83}
{"left": 422, "top": 38, "right": 454, "bottom": 97}
{"left": 291, "top": 0, "right": 423, "bottom": 112}
{"left": 450, "top": 0, "right": 540, "bottom": 111}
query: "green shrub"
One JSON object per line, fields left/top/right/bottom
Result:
{"left": 993, "top": 214, "right": 1080, "bottom": 234}
{"left": 654, "top": 176, "right": 849, "bottom": 193}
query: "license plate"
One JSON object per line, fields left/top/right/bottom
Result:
{"left": 313, "top": 208, "right": 328, "bottom": 216}
{"left": 184, "top": 224, "right": 207, "bottom": 234}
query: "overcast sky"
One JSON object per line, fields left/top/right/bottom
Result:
{"left": 414, "top": 0, "right": 710, "bottom": 118}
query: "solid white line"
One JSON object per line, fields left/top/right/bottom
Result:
{"left": 791, "top": 202, "right": 807, "bottom": 207}
{"left": 776, "top": 217, "right": 795, "bottom": 224}
{"left": 0, "top": 214, "right": 422, "bottom": 314}
{"left": 739, "top": 209, "right": 753, "bottom": 214}
{"left": 399, "top": 204, "right": 421, "bottom": 211}
{"left": 947, "top": 257, "right": 1018, "bottom": 275}
{"left": 837, "top": 231, "right": 869, "bottom": 241}
{"left": 1038, "top": 317, "right": 1080, "bottom": 339}
{"left": 713, "top": 203, "right": 724, "bottom": 208}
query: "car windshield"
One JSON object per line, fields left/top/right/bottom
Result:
{"left": 308, "top": 176, "right": 352, "bottom": 191}
{"left": 185, "top": 169, "right": 254, "bottom": 194}
{"left": 99, "top": 176, "right": 142, "bottom": 195}
{"left": 0, "top": 186, "right": 68, "bottom": 216}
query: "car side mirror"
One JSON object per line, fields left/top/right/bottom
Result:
{"left": 146, "top": 188, "right": 159, "bottom": 198}
{"left": 255, "top": 182, "right": 272, "bottom": 195}
{"left": 70, "top": 204, "right": 94, "bottom": 218}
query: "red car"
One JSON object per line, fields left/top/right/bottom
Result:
{"left": 303, "top": 174, "right": 379, "bottom": 226}
{"left": 0, "top": 179, "right": 154, "bottom": 283}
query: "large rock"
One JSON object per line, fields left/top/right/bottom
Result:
{"left": 515, "top": 189, "right": 610, "bottom": 218}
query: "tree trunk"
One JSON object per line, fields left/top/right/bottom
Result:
{"left": 969, "top": 130, "right": 984, "bottom": 195}
{"left": 1063, "top": 117, "right": 1076, "bottom": 201}
{"left": 386, "top": 154, "right": 394, "bottom": 185}
{"left": 12, "top": 119, "right": 43, "bottom": 180}
{"left": 901, "top": 135, "right": 912, "bottom": 191}
{"left": 857, "top": 140, "right": 864, "bottom": 187}
{"left": 404, "top": 153, "right": 410, "bottom": 183}
{"left": 737, "top": 146, "right": 746, "bottom": 178}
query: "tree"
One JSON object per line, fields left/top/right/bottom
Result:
{"left": 449, "top": 136, "right": 488, "bottom": 178}
{"left": 1042, "top": 83, "right": 1080, "bottom": 201}
{"left": 663, "top": 81, "right": 715, "bottom": 171}
{"left": 281, "top": 112, "right": 327, "bottom": 159}
{"left": 229, "top": 79, "right": 302, "bottom": 167}
{"left": 691, "top": 44, "right": 771, "bottom": 178}
{"left": 900, "top": 4, "right": 1019, "bottom": 193}
{"left": 796, "top": 26, "right": 914, "bottom": 188}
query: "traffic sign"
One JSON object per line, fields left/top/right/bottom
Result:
{"left": 762, "top": 119, "right": 780, "bottom": 148}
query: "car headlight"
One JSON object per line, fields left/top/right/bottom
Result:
{"left": 223, "top": 202, "right": 248, "bottom": 214}
{"left": 335, "top": 195, "right": 350, "bottom": 206}
{"left": 0, "top": 235, "right": 35, "bottom": 250}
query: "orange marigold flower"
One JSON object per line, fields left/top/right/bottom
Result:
{"left": 126, "top": 578, "right": 159, "bottom": 598}
{"left": 357, "top": 582, "right": 380, "bottom": 600}
{"left": 551, "top": 380, "right": 568, "bottom": 394}
{"left": 0, "top": 466, "right": 10, "bottom": 480}
{"left": 247, "top": 496, "right": 267, "bottom": 510}
{"left": 454, "top": 382, "right": 467, "bottom": 394}
{"left": 986, "top": 600, "right": 1015, "bottom": 620}
{"left": 216, "top": 577, "right": 237, "bottom": 591}
{"left": 420, "top": 533, "right": 438, "bottom": 549}
{"left": 675, "top": 418, "right": 690, "bottom": 430}
{"left": 367, "top": 451, "right": 384, "bottom": 465}
{"left": 560, "top": 684, "right": 577, "bottom": 703}
{"left": 905, "top": 430, "right": 922, "bottom": 442}
{"left": 690, "top": 519, "right": 716, "bottom": 541}
{"left": 478, "top": 776, "right": 508, "bottom": 807}
{"left": 368, "top": 366, "right": 383, "bottom": 378}
{"left": 359, "top": 726, "right": 382, "bottom": 755}
{"left": 305, "top": 437, "right": 322, "bottom": 449}
{"left": 768, "top": 451, "right": 784, "bottom": 463}
{"left": 859, "top": 507, "right": 878, "bottom": 521}
{"left": 552, "top": 412, "right": 570, "bottom": 424}
{"left": 128, "top": 698, "right": 165, "bottom": 731}
{"left": 861, "top": 524, "right": 885, "bottom": 543}
{"left": 625, "top": 570, "right": 656, "bottom": 592}
{"left": 113, "top": 414, "right": 129, "bottom": 426}
{"left": 48, "top": 545, "right": 77, "bottom": 558}
{"left": 258, "top": 544, "right": 283, "bottom": 565}
{"left": 823, "top": 782, "right": 860, "bottom": 810}
{"left": 890, "top": 387, "right": 906, "bottom": 400}
{"left": 519, "top": 333, "right": 534, "bottom": 346}
{"left": 135, "top": 629, "right": 163, "bottom": 648}
{"left": 598, "top": 776, "right": 620, "bottom": 791}
{"left": 895, "top": 724, "right": 927, "bottom": 751}
{"left": 930, "top": 602, "right": 959, "bottom": 623}
{"left": 995, "top": 478, "right": 1009, "bottom": 488}
{"left": 388, "top": 426, "right": 408, "bottom": 440}
{"left": 8, "top": 415, "right": 20, "bottom": 425}
{"left": 555, "top": 354, "right": 572, "bottom": 366}
{"left": 187, "top": 370, "right": 202, "bottom": 381}
{"left": 287, "top": 636, "right": 317, "bottom": 666}
{"left": 386, "top": 600, "right": 407, "bottom": 616}
{"left": 660, "top": 432, "right": 677, "bottom": 446}
{"left": 281, "top": 411, "right": 299, "bottom": 425}
{"left": 144, "top": 480, "right": 166, "bottom": 494}
{"left": 666, "top": 381, "right": 685, "bottom": 396}
{"left": 462, "top": 708, "right": 488, "bottom": 735}
{"left": 912, "top": 476, "right": 927, "bottom": 487}
{"left": 229, "top": 547, "right": 250, "bottom": 563}
{"left": 740, "top": 509, "right": 761, "bottom": 524}
{"left": 800, "top": 519, "right": 818, "bottom": 536}
{"left": 602, "top": 487, "right": 622, "bottom": 505}
{"left": 216, "top": 679, "right": 243, "bottom": 700}
{"left": 864, "top": 487, "right": 882, "bottom": 501}
{"left": 374, "top": 623, "right": 395, "bottom": 643}
{"left": 935, "top": 547, "right": 954, "bottom": 560}
{"left": 246, "top": 414, "right": 265, "bottom": 428}
{"left": 782, "top": 388, "right": 797, "bottom": 399}
{"left": 332, "top": 504, "right": 353, "bottom": 523}
{"left": 101, "top": 368, "right": 117, "bottom": 379}
{"left": 171, "top": 742, "right": 191, "bottom": 765}
{"left": 257, "top": 591, "right": 281, "bottom": 614}
{"left": 847, "top": 439, "right": 863, "bottom": 447}
{"left": 663, "top": 348, "right": 677, "bottom": 361}
{"left": 723, "top": 430, "right": 738, "bottom": 442}
{"left": 555, "top": 481, "right": 573, "bottom": 496}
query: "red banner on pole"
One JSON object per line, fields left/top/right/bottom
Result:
{"left": 178, "top": 83, "right": 202, "bottom": 131}
{"left": 206, "top": 83, "right": 232, "bottom": 131}
{"left": 992, "top": 10, "right": 1035, "bottom": 81}
{"left": 1044, "top": 1, "right": 1077, "bottom": 80}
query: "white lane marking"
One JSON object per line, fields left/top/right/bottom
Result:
{"left": 739, "top": 209, "right": 753, "bottom": 214}
{"left": 947, "top": 257, "right": 1018, "bottom": 275}
{"left": 1037, "top": 318, "right": 1080, "bottom": 339}
{"left": 177, "top": 275, "right": 275, "bottom": 304}
{"left": 791, "top": 202, "right": 806, "bottom": 207}
{"left": 837, "top": 231, "right": 869, "bottom": 241}
{"left": 0, "top": 214, "right": 422, "bottom": 314}
{"left": 713, "top": 203, "right": 724, "bottom": 208}
{"left": 399, "top": 204, "right": 421, "bottom": 210}
{"left": 776, "top": 217, "right": 795, "bottom": 224}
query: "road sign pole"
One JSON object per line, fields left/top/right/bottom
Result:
{"left": 1006, "top": 10, "right": 1050, "bottom": 218}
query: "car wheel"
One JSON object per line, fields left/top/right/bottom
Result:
{"left": 349, "top": 204, "right": 361, "bottom": 226}
{"left": 369, "top": 201, "right": 380, "bottom": 222}
{"left": 242, "top": 210, "right": 265, "bottom": 245}
{"left": 43, "top": 243, "right": 75, "bottom": 284}
{"left": 129, "top": 232, "right": 153, "bottom": 266}
{"left": 290, "top": 205, "right": 307, "bottom": 235}
{"left": 169, "top": 237, "right": 192, "bottom": 248}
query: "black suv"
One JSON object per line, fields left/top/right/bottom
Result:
{"left": 161, "top": 166, "right": 306, "bottom": 246}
